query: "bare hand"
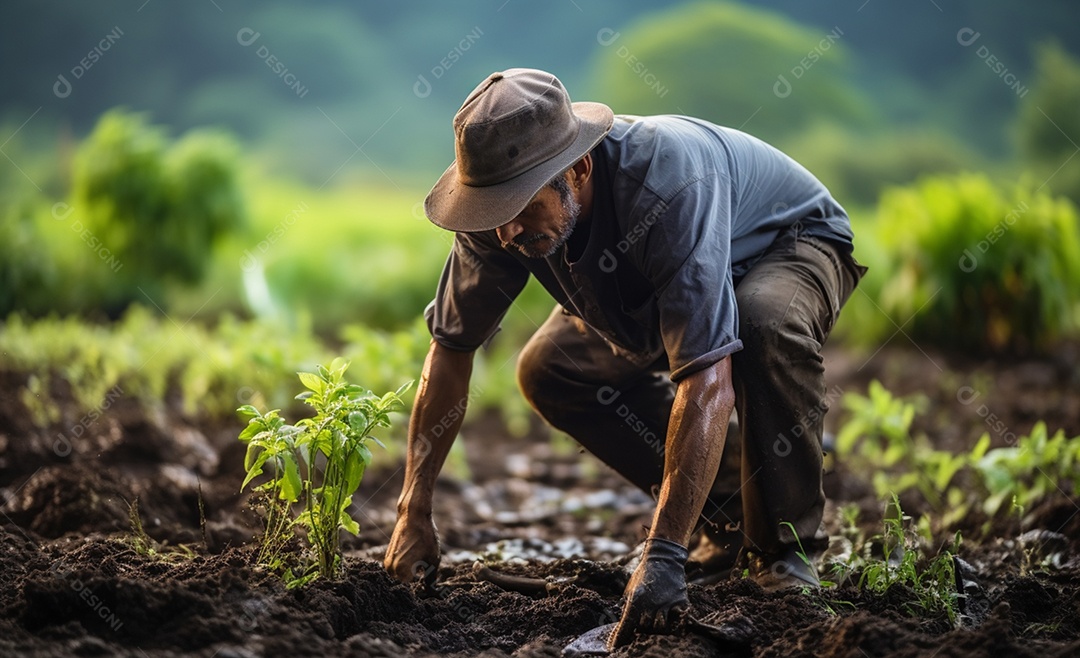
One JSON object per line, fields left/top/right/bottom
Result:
{"left": 384, "top": 511, "right": 441, "bottom": 587}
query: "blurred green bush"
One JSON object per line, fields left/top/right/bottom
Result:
{"left": 587, "top": 1, "right": 876, "bottom": 145}
{"left": 74, "top": 110, "right": 247, "bottom": 303}
{"left": 848, "top": 173, "right": 1080, "bottom": 353}
{"left": 0, "top": 110, "right": 247, "bottom": 318}
{"left": 784, "top": 123, "right": 977, "bottom": 208}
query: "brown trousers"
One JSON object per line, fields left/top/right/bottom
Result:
{"left": 516, "top": 226, "right": 866, "bottom": 555}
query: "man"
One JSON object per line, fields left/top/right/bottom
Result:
{"left": 384, "top": 68, "right": 865, "bottom": 648}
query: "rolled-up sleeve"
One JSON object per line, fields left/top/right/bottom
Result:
{"left": 425, "top": 232, "right": 531, "bottom": 352}
{"left": 638, "top": 177, "right": 742, "bottom": 382}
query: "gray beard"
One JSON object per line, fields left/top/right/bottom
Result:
{"left": 512, "top": 192, "right": 581, "bottom": 259}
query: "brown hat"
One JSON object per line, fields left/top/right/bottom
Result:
{"left": 424, "top": 68, "right": 614, "bottom": 232}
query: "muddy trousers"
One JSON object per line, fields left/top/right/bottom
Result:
{"left": 516, "top": 229, "right": 865, "bottom": 556}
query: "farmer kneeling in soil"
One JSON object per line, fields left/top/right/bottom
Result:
{"left": 385, "top": 68, "right": 866, "bottom": 647}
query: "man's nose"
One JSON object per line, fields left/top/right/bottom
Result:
{"left": 496, "top": 219, "right": 524, "bottom": 246}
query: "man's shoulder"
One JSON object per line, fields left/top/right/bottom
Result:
{"left": 601, "top": 115, "right": 730, "bottom": 204}
{"left": 605, "top": 114, "right": 728, "bottom": 157}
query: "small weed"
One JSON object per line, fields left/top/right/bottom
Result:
{"left": 857, "top": 495, "right": 961, "bottom": 627}
{"left": 124, "top": 498, "right": 195, "bottom": 562}
{"left": 1024, "top": 621, "right": 1063, "bottom": 636}
{"left": 780, "top": 520, "right": 822, "bottom": 580}
{"left": 780, "top": 521, "right": 856, "bottom": 614}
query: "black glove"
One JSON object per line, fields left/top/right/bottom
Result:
{"left": 609, "top": 537, "right": 689, "bottom": 649}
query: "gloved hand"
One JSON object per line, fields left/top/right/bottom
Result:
{"left": 608, "top": 537, "right": 689, "bottom": 649}
{"left": 383, "top": 510, "right": 440, "bottom": 589}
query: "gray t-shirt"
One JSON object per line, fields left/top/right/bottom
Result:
{"left": 425, "top": 115, "right": 854, "bottom": 381}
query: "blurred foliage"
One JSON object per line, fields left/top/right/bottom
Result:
{"left": 840, "top": 174, "right": 1080, "bottom": 354}
{"left": 2, "top": 1, "right": 1079, "bottom": 179}
{"left": 0, "top": 191, "right": 130, "bottom": 318}
{"left": 587, "top": 2, "right": 874, "bottom": 146}
{"left": 974, "top": 421, "right": 1080, "bottom": 520}
{"left": 0, "top": 305, "right": 537, "bottom": 444}
{"left": 0, "top": 111, "right": 246, "bottom": 318}
{"left": 0, "top": 199, "right": 59, "bottom": 318}
{"left": 837, "top": 382, "right": 1080, "bottom": 534}
{"left": 1017, "top": 41, "right": 1080, "bottom": 206}
{"left": 1, "top": 306, "right": 327, "bottom": 421}
{"left": 74, "top": 109, "right": 246, "bottom": 298}
{"left": 4, "top": 2, "right": 1080, "bottom": 448}
{"left": 785, "top": 124, "right": 977, "bottom": 208}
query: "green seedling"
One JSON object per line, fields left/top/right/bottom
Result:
{"left": 779, "top": 521, "right": 818, "bottom": 578}
{"left": 975, "top": 422, "right": 1080, "bottom": 520}
{"left": 857, "top": 494, "right": 961, "bottom": 627}
{"left": 780, "top": 521, "right": 855, "bottom": 614}
{"left": 239, "top": 358, "right": 411, "bottom": 584}
{"left": 823, "top": 504, "right": 866, "bottom": 587}
{"left": 832, "top": 381, "right": 1080, "bottom": 533}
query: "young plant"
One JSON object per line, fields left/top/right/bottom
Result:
{"left": 857, "top": 495, "right": 961, "bottom": 627}
{"left": 822, "top": 503, "right": 866, "bottom": 587}
{"left": 837, "top": 382, "right": 936, "bottom": 503}
{"left": 780, "top": 521, "right": 856, "bottom": 615}
{"left": 238, "top": 358, "right": 411, "bottom": 584}
{"left": 835, "top": 382, "right": 986, "bottom": 522}
{"left": 974, "top": 422, "right": 1080, "bottom": 520}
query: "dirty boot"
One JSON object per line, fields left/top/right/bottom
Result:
{"left": 686, "top": 522, "right": 743, "bottom": 585}
{"left": 740, "top": 544, "right": 820, "bottom": 592}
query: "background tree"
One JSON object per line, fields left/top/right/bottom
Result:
{"left": 73, "top": 110, "right": 246, "bottom": 310}
{"left": 586, "top": 2, "right": 876, "bottom": 146}
{"left": 1017, "top": 41, "right": 1080, "bottom": 206}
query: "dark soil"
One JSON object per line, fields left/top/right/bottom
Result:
{"left": 1, "top": 344, "right": 1079, "bottom": 657}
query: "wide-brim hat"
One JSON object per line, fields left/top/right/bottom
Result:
{"left": 424, "top": 68, "right": 614, "bottom": 232}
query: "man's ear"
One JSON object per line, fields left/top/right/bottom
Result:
{"left": 569, "top": 153, "right": 593, "bottom": 191}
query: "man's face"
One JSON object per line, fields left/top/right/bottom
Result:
{"left": 495, "top": 178, "right": 581, "bottom": 259}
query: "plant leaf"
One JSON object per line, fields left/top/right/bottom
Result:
{"left": 344, "top": 455, "right": 366, "bottom": 495}
{"left": 237, "top": 404, "right": 260, "bottom": 419}
{"left": 348, "top": 411, "right": 368, "bottom": 434}
{"left": 239, "top": 420, "right": 262, "bottom": 442}
{"left": 241, "top": 450, "right": 272, "bottom": 491}
{"left": 330, "top": 356, "right": 349, "bottom": 376}
{"left": 298, "top": 371, "right": 324, "bottom": 393}
{"left": 339, "top": 497, "right": 360, "bottom": 536}
{"left": 280, "top": 453, "right": 302, "bottom": 502}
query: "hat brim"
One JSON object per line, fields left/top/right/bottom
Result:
{"left": 424, "top": 101, "right": 614, "bottom": 233}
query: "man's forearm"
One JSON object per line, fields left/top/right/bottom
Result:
{"left": 396, "top": 341, "right": 475, "bottom": 516}
{"left": 649, "top": 357, "right": 735, "bottom": 545}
